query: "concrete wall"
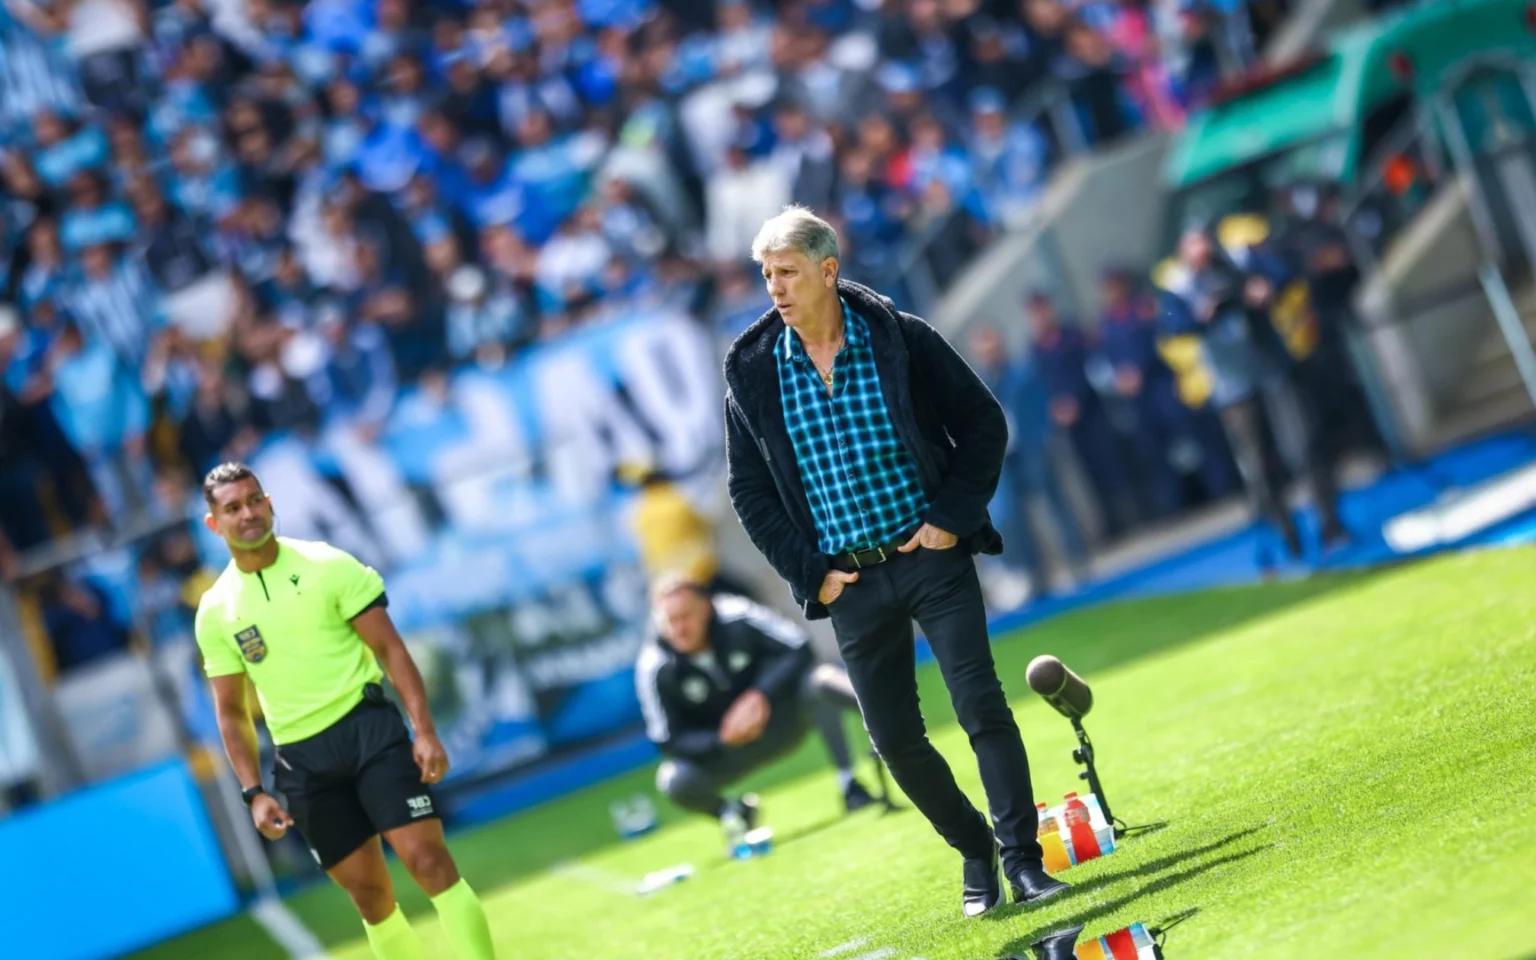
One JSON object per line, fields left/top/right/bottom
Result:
{"left": 1351, "top": 175, "right": 1519, "bottom": 453}
{"left": 1265, "top": 0, "right": 1369, "bottom": 65}
{"left": 934, "top": 134, "right": 1173, "bottom": 348}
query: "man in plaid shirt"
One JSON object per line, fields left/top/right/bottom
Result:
{"left": 723, "top": 207, "right": 1070, "bottom": 918}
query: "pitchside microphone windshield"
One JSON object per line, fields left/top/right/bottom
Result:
{"left": 1026, "top": 655, "right": 1093, "bottom": 720}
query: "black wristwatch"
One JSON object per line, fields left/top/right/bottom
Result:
{"left": 242, "top": 785, "right": 268, "bottom": 806}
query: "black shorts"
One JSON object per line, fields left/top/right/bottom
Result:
{"left": 272, "top": 692, "right": 440, "bottom": 870}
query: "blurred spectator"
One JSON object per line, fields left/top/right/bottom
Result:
{"left": 965, "top": 87, "right": 1048, "bottom": 228}
{"left": 962, "top": 16, "right": 1040, "bottom": 105}
{"left": 1059, "top": 18, "right": 1132, "bottom": 145}
{"left": 1102, "top": 0, "right": 1184, "bottom": 132}
{"left": 970, "top": 326, "right": 1087, "bottom": 598}
{"left": 1275, "top": 181, "right": 1382, "bottom": 455}
{"left": 706, "top": 137, "right": 791, "bottom": 265}
{"left": 1158, "top": 226, "right": 1346, "bottom": 561}
{"left": 46, "top": 319, "right": 154, "bottom": 519}
{"left": 60, "top": 242, "right": 164, "bottom": 366}
{"left": 38, "top": 573, "right": 131, "bottom": 672}
{"left": 1095, "top": 266, "right": 1236, "bottom": 516}
{"left": 1, "top": 308, "right": 54, "bottom": 567}
{"left": 1027, "top": 291, "right": 1137, "bottom": 539}
{"left": 445, "top": 264, "right": 533, "bottom": 369}
{"left": 175, "top": 360, "right": 244, "bottom": 478}
{"left": 770, "top": 100, "right": 837, "bottom": 210}
{"left": 909, "top": 179, "right": 986, "bottom": 291}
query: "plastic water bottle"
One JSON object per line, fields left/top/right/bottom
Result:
{"left": 1035, "top": 801, "right": 1059, "bottom": 837}
{"left": 1081, "top": 792, "right": 1116, "bottom": 855}
{"left": 1074, "top": 937, "right": 1109, "bottom": 960}
{"left": 1102, "top": 925, "right": 1139, "bottom": 959}
{"left": 721, "top": 808, "right": 751, "bottom": 859}
{"left": 1039, "top": 826, "right": 1074, "bottom": 872}
{"left": 1127, "top": 922, "right": 1155, "bottom": 950}
{"left": 1062, "top": 792, "right": 1102, "bottom": 863}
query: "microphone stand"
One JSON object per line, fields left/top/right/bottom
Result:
{"left": 1069, "top": 717, "right": 1117, "bottom": 833}
{"left": 1070, "top": 716, "right": 1159, "bottom": 839}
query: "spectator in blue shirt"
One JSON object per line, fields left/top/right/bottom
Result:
{"left": 61, "top": 243, "right": 164, "bottom": 367}
{"left": 1027, "top": 291, "right": 1137, "bottom": 539}
{"left": 459, "top": 136, "right": 526, "bottom": 230}
{"left": 19, "top": 217, "right": 67, "bottom": 310}
{"left": 970, "top": 326, "right": 1087, "bottom": 594}
{"left": 507, "top": 108, "right": 605, "bottom": 244}
{"left": 47, "top": 320, "right": 154, "bottom": 518}
{"left": 31, "top": 110, "right": 109, "bottom": 187}
{"left": 59, "top": 171, "right": 136, "bottom": 253}
{"left": 965, "top": 87, "right": 1048, "bottom": 229}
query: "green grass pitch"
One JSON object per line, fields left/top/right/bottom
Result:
{"left": 133, "top": 548, "right": 1536, "bottom": 959}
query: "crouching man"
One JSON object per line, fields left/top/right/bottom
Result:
{"left": 637, "top": 577, "right": 876, "bottom": 825}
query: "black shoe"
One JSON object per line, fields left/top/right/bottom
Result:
{"left": 961, "top": 844, "right": 1003, "bottom": 918}
{"left": 1029, "top": 925, "right": 1085, "bottom": 960}
{"left": 722, "top": 794, "right": 760, "bottom": 831}
{"left": 1009, "top": 864, "right": 1070, "bottom": 905}
{"left": 842, "top": 779, "right": 877, "bottom": 813}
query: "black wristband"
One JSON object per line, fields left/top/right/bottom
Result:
{"left": 242, "top": 785, "right": 268, "bottom": 806}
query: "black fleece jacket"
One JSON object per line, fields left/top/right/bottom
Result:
{"left": 723, "top": 279, "right": 1007, "bottom": 620}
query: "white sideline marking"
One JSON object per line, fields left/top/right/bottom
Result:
{"left": 550, "top": 859, "right": 642, "bottom": 896}
{"left": 819, "top": 937, "right": 924, "bottom": 960}
{"left": 250, "top": 896, "right": 331, "bottom": 959}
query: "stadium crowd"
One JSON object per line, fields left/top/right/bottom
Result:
{"left": 0, "top": 0, "right": 1288, "bottom": 708}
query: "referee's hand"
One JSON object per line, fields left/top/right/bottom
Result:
{"left": 414, "top": 732, "right": 450, "bottom": 785}
{"left": 250, "top": 794, "right": 294, "bottom": 841}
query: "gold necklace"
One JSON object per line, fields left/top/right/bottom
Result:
{"left": 813, "top": 332, "right": 845, "bottom": 388}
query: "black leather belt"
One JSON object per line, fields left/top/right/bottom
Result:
{"left": 829, "top": 535, "right": 913, "bottom": 572}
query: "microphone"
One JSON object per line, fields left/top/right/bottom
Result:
{"left": 1026, "top": 655, "right": 1093, "bottom": 720}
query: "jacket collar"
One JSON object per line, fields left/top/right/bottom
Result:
{"left": 723, "top": 277, "right": 900, "bottom": 412}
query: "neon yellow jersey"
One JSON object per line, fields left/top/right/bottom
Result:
{"left": 195, "top": 538, "right": 387, "bottom": 745}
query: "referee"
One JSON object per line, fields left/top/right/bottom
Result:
{"left": 195, "top": 463, "right": 497, "bottom": 960}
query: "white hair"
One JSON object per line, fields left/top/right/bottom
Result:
{"left": 750, "top": 206, "right": 841, "bottom": 266}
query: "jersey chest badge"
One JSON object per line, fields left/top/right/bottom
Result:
{"left": 728, "top": 651, "right": 751, "bottom": 672}
{"left": 681, "top": 676, "right": 710, "bottom": 704}
{"left": 236, "top": 626, "right": 268, "bottom": 663}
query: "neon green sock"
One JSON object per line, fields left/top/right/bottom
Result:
{"left": 430, "top": 878, "right": 497, "bottom": 960}
{"left": 363, "top": 904, "right": 428, "bottom": 960}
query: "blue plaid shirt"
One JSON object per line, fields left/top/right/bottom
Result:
{"left": 778, "top": 301, "right": 929, "bottom": 556}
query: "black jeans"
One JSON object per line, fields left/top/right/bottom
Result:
{"left": 828, "top": 546, "right": 1044, "bottom": 873}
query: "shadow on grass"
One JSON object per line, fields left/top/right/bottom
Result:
{"left": 998, "top": 844, "right": 1272, "bottom": 956}
{"left": 985, "top": 824, "right": 1269, "bottom": 923}
{"left": 1117, "top": 820, "right": 1170, "bottom": 840}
